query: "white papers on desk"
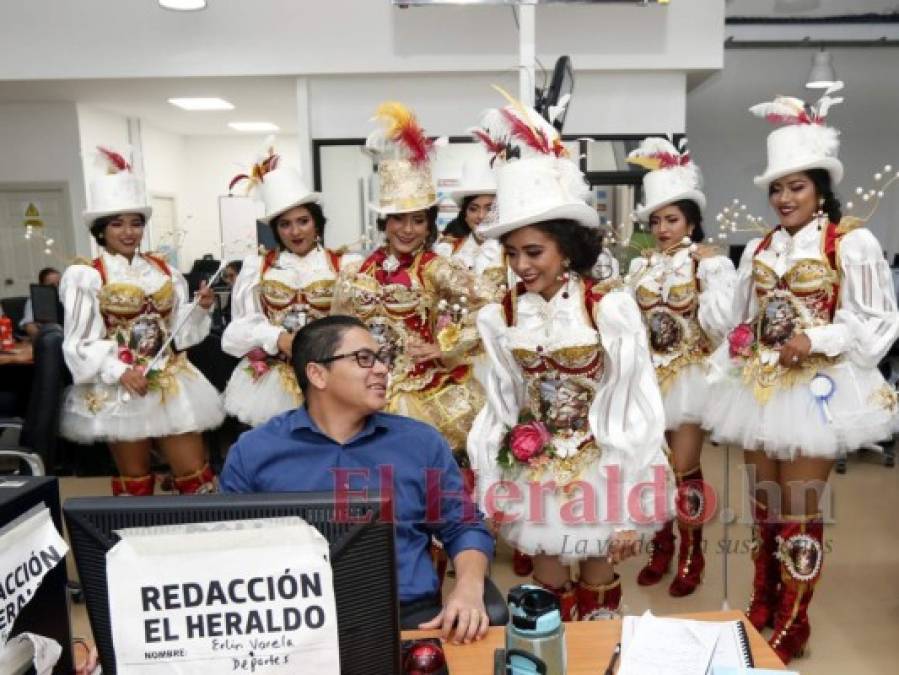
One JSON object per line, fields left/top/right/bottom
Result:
{"left": 619, "top": 612, "right": 753, "bottom": 675}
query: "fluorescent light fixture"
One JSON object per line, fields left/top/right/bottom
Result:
{"left": 159, "top": 0, "right": 207, "bottom": 10}
{"left": 168, "top": 97, "right": 234, "bottom": 111}
{"left": 228, "top": 122, "right": 281, "bottom": 132}
{"left": 806, "top": 50, "right": 837, "bottom": 89}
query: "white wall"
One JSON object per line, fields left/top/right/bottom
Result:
{"left": 308, "top": 70, "right": 685, "bottom": 138}
{"left": 0, "top": 1, "right": 723, "bottom": 79}
{"left": 0, "top": 102, "right": 85, "bottom": 256}
{"left": 179, "top": 135, "right": 301, "bottom": 267}
{"left": 687, "top": 48, "right": 899, "bottom": 256}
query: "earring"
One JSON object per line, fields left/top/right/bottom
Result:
{"left": 816, "top": 198, "right": 826, "bottom": 229}
{"left": 557, "top": 260, "right": 572, "bottom": 299}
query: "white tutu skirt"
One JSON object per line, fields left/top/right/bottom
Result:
{"left": 704, "top": 356, "right": 899, "bottom": 460}
{"left": 660, "top": 363, "right": 709, "bottom": 431}
{"left": 61, "top": 362, "right": 225, "bottom": 444}
{"left": 495, "top": 456, "right": 674, "bottom": 564}
{"left": 223, "top": 357, "right": 301, "bottom": 427}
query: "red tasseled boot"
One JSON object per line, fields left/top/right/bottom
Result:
{"left": 745, "top": 498, "right": 781, "bottom": 631}
{"left": 636, "top": 520, "right": 675, "bottom": 586}
{"left": 533, "top": 577, "right": 579, "bottom": 622}
{"left": 768, "top": 515, "right": 823, "bottom": 665}
{"left": 111, "top": 474, "right": 155, "bottom": 496}
{"left": 575, "top": 575, "right": 622, "bottom": 620}
{"left": 173, "top": 463, "right": 217, "bottom": 495}
{"left": 668, "top": 466, "right": 706, "bottom": 596}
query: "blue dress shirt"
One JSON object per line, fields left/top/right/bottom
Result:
{"left": 220, "top": 407, "right": 494, "bottom": 603}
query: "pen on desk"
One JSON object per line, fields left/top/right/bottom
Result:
{"left": 604, "top": 642, "right": 621, "bottom": 675}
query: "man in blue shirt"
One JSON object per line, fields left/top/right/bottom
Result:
{"left": 220, "top": 315, "right": 495, "bottom": 644}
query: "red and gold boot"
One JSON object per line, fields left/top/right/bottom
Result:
{"left": 111, "top": 474, "right": 155, "bottom": 496}
{"left": 669, "top": 466, "right": 706, "bottom": 597}
{"left": 173, "top": 463, "right": 217, "bottom": 495}
{"left": 769, "top": 515, "right": 823, "bottom": 665}
{"left": 745, "top": 498, "right": 780, "bottom": 631}
{"left": 636, "top": 520, "right": 675, "bottom": 586}
{"left": 513, "top": 550, "right": 534, "bottom": 576}
{"left": 575, "top": 575, "right": 622, "bottom": 620}
{"left": 533, "top": 577, "right": 578, "bottom": 622}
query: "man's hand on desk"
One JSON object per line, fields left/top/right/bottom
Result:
{"left": 418, "top": 549, "right": 490, "bottom": 645}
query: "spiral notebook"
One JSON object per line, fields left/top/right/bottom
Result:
{"left": 620, "top": 612, "right": 753, "bottom": 675}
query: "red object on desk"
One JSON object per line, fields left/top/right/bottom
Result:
{"left": 0, "top": 315, "right": 14, "bottom": 350}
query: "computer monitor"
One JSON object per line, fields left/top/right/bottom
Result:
{"left": 0, "top": 477, "right": 73, "bottom": 674}
{"left": 29, "top": 283, "right": 62, "bottom": 324}
{"left": 64, "top": 492, "right": 401, "bottom": 675}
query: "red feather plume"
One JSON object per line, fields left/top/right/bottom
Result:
{"left": 471, "top": 128, "right": 507, "bottom": 156}
{"left": 97, "top": 146, "right": 131, "bottom": 173}
{"left": 500, "top": 109, "right": 550, "bottom": 155}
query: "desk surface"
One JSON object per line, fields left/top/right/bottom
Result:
{"left": 403, "top": 610, "right": 785, "bottom": 673}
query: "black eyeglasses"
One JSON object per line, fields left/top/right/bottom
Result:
{"left": 315, "top": 347, "right": 394, "bottom": 369}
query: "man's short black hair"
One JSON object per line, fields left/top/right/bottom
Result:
{"left": 38, "top": 267, "right": 60, "bottom": 284}
{"left": 291, "top": 315, "right": 368, "bottom": 398}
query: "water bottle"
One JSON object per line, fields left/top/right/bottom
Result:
{"left": 504, "top": 584, "right": 567, "bottom": 675}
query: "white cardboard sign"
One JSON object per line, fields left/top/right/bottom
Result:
{"left": 0, "top": 504, "right": 68, "bottom": 645}
{"left": 106, "top": 517, "right": 340, "bottom": 674}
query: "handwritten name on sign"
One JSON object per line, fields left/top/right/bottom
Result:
{"left": 106, "top": 517, "right": 340, "bottom": 674}
{"left": 0, "top": 505, "right": 69, "bottom": 644}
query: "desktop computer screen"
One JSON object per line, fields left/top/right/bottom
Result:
{"left": 64, "top": 492, "right": 401, "bottom": 675}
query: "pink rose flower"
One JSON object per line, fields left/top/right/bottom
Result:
{"left": 249, "top": 360, "right": 270, "bottom": 378}
{"left": 509, "top": 421, "right": 551, "bottom": 463}
{"left": 246, "top": 347, "right": 269, "bottom": 362}
{"left": 728, "top": 323, "right": 755, "bottom": 358}
{"left": 117, "top": 346, "right": 134, "bottom": 365}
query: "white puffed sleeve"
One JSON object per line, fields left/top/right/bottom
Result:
{"left": 467, "top": 303, "right": 526, "bottom": 508}
{"left": 171, "top": 269, "right": 212, "bottom": 351}
{"left": 626, "top": 255, "right": 648, "bottom": 281}
{"left": 805, "top": 228, "right": 899, "bottom": 367}
{"left": 589, "top": 290, "right": 672, "bottom": 529}
{"left": 730, "top": 238, "right": 763, "bottom": 328}
{"left": 696, "top": 254, "right": 738, "bottom": 346}
{"left": 221, "top": 254, "right": 283, "bottom": 357}
{"left": 60, "top": 265, "right": 128, "bottom": 386}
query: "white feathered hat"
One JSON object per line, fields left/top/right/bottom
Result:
{"left": 750, "top": 82, "right": 845, "bottom": 188}
{"left": 448, "top": 155, "right": 497, "bottom": 206}
{"left": 628, "top": 137, "right": 706, "bottom": 223}
{"left": 229, "top": 142, "right": 320, "bottom": 225}
{"left": 83, "top": 147, "right": 152, "bottom": 226}
{"left": 471, "top": 90, "right": 598, "bottom": 239}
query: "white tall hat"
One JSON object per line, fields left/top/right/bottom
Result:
{"left": 259, "top": 167, "right": 320, "bottom": 224}
{"left": 366, "top": 102, "right": 440, "bottom": 216}
{"left": 449, "top": 156, "right": 497, "bottom": 206}
{"left": 82, "top": 147, "right": 152, "bottom": 226}
{"left": 628, "top": 137, "right": 706, "bottom": 223}
{"left": 750, "top": 82, "right": 845, "bottom": 188}
{"left": 470, "top": 97, "right": 598, "bottom": 240}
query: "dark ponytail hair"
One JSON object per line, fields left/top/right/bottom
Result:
{"left": 443, "top": 196, "right": 476, "bottom": 239}
{"left": 501, "top": 219, "right": 602, "bottom": 277}
{"left": 804, "top": 168, "right": 843, "bottom": 223}
{"left": 669, "top": 199, "right": 705, "bottom": 243}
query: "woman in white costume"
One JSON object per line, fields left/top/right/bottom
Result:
{"left": 60, "top": 148, "right": 223, "bottom": 496}
{"left": 434, "top": 157, "right": 507, "bottom": 299}
{"left": 222, "top": 153, "right": 360, "bottom": 426}
{"left": 467, "top": 100, "right": 674, "bottom": 621}
{"left": 625, "top": 138, "right": 736, "bottom": 597}
{"left": 704, "top": 86, "right": 899, "bottom": 663}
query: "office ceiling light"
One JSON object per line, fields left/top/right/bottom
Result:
{"left": 806, "top": 49, "right": 837, "bottom": 89}
{"left": 228, "top": 122, "right": 281, "bottom": 132}
{"left": 168, "top": 97, "right": 234, "bottom": 111}
{"left": 159, "top": 0, "right": 207, "bottom": 10}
